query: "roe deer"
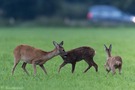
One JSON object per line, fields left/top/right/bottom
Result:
{"left": 58, "top": 42, "right": 98, "bottom": 73}
{"left": 12, "top": 41, "right": 66, "bottom": 75}
{"left": 104, "top": 44, "right": 122, "bottom": 75}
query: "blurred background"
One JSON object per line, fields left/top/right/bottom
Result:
{"left": 0, "top": 0, "right": 135, "bottom": 27}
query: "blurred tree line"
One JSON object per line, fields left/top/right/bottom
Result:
{"left": 0, "top": 0, "right": 135, "bottom": 20}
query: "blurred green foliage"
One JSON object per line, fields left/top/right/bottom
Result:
{"left": 0, "top": 0, "right": 135, "bottom": 20}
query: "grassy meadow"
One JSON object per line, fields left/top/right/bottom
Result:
{"left": 0, "top": 27, "right": 135, "bottom": 90}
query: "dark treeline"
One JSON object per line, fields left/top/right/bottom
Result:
{"left": 0, "top": 0, "right": 135, "bottom": 20}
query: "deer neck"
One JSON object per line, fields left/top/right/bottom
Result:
{"left": 43, "top": 48, "right": 59, "bottom": 60}
{"left": 107, "top": 52, "right": 112, "bottom": 58}
{"left": 60, "top": 54, "right": 66, "bottom": 60}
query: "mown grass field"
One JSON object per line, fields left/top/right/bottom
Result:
{"left": 0, "top": 27, "right": 135, "bottom": 90}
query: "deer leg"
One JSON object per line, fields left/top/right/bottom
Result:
{"left": 84, "top": 60, "right": 92, "bottom": 73}
{"left": 12, "top": 58, "right": 20, "bottom": 75}
{"left": 83, "top": 64, "right": 92, "bottom": 73}
{"left": 71, "top": 62, "right": 76, "bottom": 73}
{"left": 39, "top": 64, "right": 47, "bottom": 75}
{"left": 22, "top": 62, "right": 29, "bottom": 75}
{"left": 12, "top": 63, "right": 18, "bottom": 75}
{"left": 58, "top": 62, "right": 67, "bottom": 73}
{"left": 84, "top": 58, "right": 94, "bottom": 73}
{"left": 91, "top": 61, "right": 98, "bottom": 72}
{"left": 118, "top": 66, "right": 122, "bottom": 75}
{"left": 112, "top": 67, "right": 116, "bottom": 75}
{"left": 105, "top": 69, "right": 111, "bottom": 77}
{"left": 106, "top": 69, "right": 111, "bottom": 74}
{"left": 32, "top": 62, "right": 37, "bottom": 76}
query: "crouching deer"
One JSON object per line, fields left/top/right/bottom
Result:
{"left": 58, "top": 42, "right": 98, "bottom": 73}
{"left": 12, "top": 41, "right": 66, "bottom": 75}
{"left": 104, "top": 44, "right": 122, "bottom": 75}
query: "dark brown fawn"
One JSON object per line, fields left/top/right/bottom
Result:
{"left": 104, "top": 44, "right": 122, "bottom": 75}
{"left": 58, "top": 42, "right": 98, "bottom": 73}
{"left": 12, "top": 41, "right": 66, "bottom": 75}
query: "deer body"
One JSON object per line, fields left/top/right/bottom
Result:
{"left": 12, "top": 41, "right": 66, "bottom": 75}
{"left": 58, "top": 46, "right": 98, "bottom": 73}
{"left": 104, "top": 44, "right": 122, "bottom": 75}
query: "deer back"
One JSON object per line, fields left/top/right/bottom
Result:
{"left": 107, "top": 56, "right": 122, "bottom": 68}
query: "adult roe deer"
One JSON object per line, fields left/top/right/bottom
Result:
{"left": 12, "top": 41, "right": 66, "bottom": 75}
{"left": 104, "top": 44, "right": 122, "bottom": 75}
{"left": 58, "top": 42, "right": 98, "bottom": 73}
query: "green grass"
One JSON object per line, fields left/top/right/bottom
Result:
{"left": 0, "top": 27, "right": 135, "bottom": 90}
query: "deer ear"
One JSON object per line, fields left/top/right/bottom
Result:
{"left": 104, "top": 44, "right": 107, "bottom": 50}
{"left": 53, "top": 41, "right": 59, "bottom": 48}
{"left": 59, "top": 41, "right": 64, "bottom": 46}
{"left": 109, "top": 44, "right": 112, "bottom": 51}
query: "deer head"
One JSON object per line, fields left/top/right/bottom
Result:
{"left": 104, "top": 44, "right": 112, "bottom": 57}
{"left": 53, "top": 41, "right": 67, "bottom": 56}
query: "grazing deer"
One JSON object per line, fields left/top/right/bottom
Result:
{"left": 58, "top": 42, "right": 98, "bottom": 73}
{"left": 12, "top": 41, "right": 66, "bottom": 75}
{"left": 104, "top": 44, "right": 122, "bottom": 75}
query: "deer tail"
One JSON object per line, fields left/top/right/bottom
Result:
{"left": 94, "top": 50, "right": 96, "bottom": 56}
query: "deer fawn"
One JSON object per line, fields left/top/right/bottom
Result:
{"left": 58, "top": 42, "right": 98, "bottom": 73}
{"left": 104, "top": 44, "right": 122, "bottom": 75}
{"left": 12, "top": 41, "right": 66, "bottom": 75}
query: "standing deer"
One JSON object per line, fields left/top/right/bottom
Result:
{"left": 58, "top": 42, "right": 98, "bottom": 73}
{"left": 12, "top": 41, "right": 66, "bottom": 75}
{"left": 104, "top": 44, "right": 122, "bottom": 75}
